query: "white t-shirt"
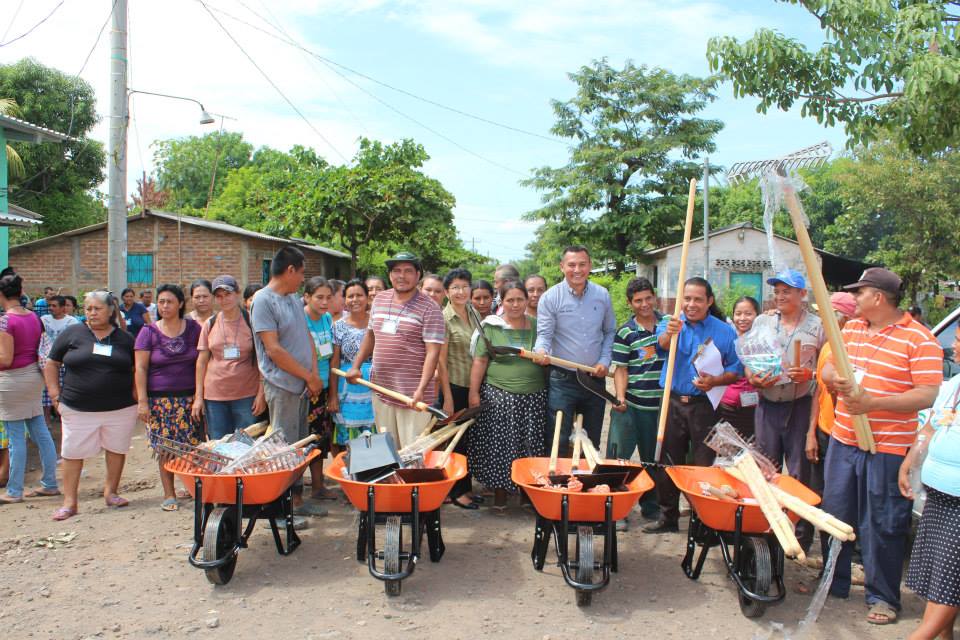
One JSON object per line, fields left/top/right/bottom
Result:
{"left": 41, "top": 314, "right": 80, "bottom": 342}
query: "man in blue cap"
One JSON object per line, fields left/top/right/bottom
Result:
{"left": 745, "top": 268, "right": 825, "bottom": 550}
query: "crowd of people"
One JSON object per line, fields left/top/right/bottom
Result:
{"left": 0, "top": 245, "right": 957, "bottom": 637}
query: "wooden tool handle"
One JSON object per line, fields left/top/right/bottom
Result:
{"left": 781, "top": 184, "right": 875, "bottom": 453}
{"left": 243, "top": 420, "right": 269, "bottom": 438}
{"left": 436, "top": 419, "right": 474, "bottom": 468}
{"left": 581, "top": 437, "right": 600, "bottom": 472}
{"left": 548, "top": 411, "right": 563, "bottom": 474}
{"left": 571, "top": 414, "right": 583, "bottom": 471}
{"left": 418, "top": 416, "right": 439, "bottom": 440}
{"left": 793, "top": 339, "right": 802, "bottom": 367}
{"left": 331, "top": 368, "right": 430, "bottom": 412}
{"left": 656, "top": 178, "right": 698, "bottom": 462}
{"left": 292, "top": 434, "right": 319, "bottom": 449}
{"left": 518, "top": 349, "right": 597, "bottom": 375}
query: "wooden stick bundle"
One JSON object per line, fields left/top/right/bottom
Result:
{"left": 724, "top": 467, "right": 855, "bottom": 542}
{"left": 655, "top": 178, "right": 698, "bottom": 462}
{"left": 571, "top": 415, "right": 584, "bottom": 471}
{"left": 548, "top": 411, "right": 563, "bottom": 474}
{"left": 436, "top": 420, "right": 472, "bottom": 468}
{"left": 732, "top": 453, "right": 805, "bottom": 560}
{"left": 780, "top": 180, "right": 875, "bottom": 453}
{"left": 399, "top": 420, "right": 474, "bottom": 457}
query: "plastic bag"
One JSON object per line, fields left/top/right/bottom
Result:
{"left": 736, "top": 323, "right": 782, "bottom": 379}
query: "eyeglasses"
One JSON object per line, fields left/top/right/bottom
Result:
{"left": 448, "top": 285, "right": 470, "bottom": 292}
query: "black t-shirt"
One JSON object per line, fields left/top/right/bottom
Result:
{"left": 48, "top": 323, "right": 137, "bottom": 412}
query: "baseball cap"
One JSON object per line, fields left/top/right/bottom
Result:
{"left": 385, "top": 251, "right": 422, "bottom": 273}
{"left": 211, "top": 275, "right": 239, "bottom": 293}
{"left": 842, "top": 267, "right": 902, "bottom": 296}
{"left": 767, "top": 268, "right": 807, "bottom": 290}
{"left": 827, "top": 292, "right": 856, "bottom": 317}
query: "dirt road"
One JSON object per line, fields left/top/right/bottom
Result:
{"left": 1, "top": 430, "right": 923, "bottom": 640}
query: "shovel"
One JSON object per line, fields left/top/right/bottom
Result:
{"left": 331, "top": 368, "right": 448, "bottom": 420}
{"left": 574, "top": 369, "right": 623, "bottom": 407}
{"left": 396, "top": 419, "right": 475, "bottom": 483}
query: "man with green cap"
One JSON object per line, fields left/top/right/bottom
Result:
{"left": 346, "top": 252, "right": 445, "bottom": 447}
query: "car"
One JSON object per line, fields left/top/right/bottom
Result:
{"left": 932, "top": 303, "right": 960, "bottom": 378}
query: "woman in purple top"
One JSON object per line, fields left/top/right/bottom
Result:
{"left": 135, "top": 284, "right": 202, "bottom": 511}
{"left": 0, "top": 272, "right": 59, "bottom": 504}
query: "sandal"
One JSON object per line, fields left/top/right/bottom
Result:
{"left": 161, "top": 498, "right": 179, "bottom": 512}
{"left": 52, "top": 506, "right": 77, "bottom": 521}
{"left": 104, "top": 494, "right": 129, "bottom": 508}
{"left": 24, "top": 487, "right": 61, "bottom": 498}
{"left": 0, "top": 493, "right": 24, "bottom": 504}
{"left": 867, "top": 602, "right": 898, "bottom": 625}
{"left": 175, "top": 489, "right": 191, "bottom": 500}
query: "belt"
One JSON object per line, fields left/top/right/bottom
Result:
{"left": 671, "top": 394, "right": 710, "bottom": 405}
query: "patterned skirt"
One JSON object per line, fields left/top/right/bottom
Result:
{"left": 334, "top": 361, "right": 375, "bottom": 445}
{"left": 467, "top": 383, "right": 547, "bottom": 492}
{"left": 307, "top": 389, "right": 333, "bottom": 455}
{"left": 146, "top": 395, "right": 201, "bottom": 450}
{"left": 42, "top": 368, "right": 67, "bottom": 408}
{"left": 907, "top": 486, "right": 960, "bottom": 606}
{"left": 0, "top": 421, "right": 8, "bottom": 449}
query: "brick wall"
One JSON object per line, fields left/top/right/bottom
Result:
{"left": 9, "top": 213, "right": 350, "bottom": 299}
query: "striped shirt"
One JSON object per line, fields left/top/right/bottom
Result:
{"left": 832, "top": 313, "right": 943, "bottom": 455}
{"left": 612, "top": 315, "right": 664, "bottom": 410}
{"left": 369, "top": 289, "right": 446, "bottom": 407}
{"left": 443, "top": 304, "right": 475, "bottom": 388}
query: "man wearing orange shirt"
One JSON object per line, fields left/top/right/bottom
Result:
{"left": 821, "top": 268, "right": 942, "bottom": 625}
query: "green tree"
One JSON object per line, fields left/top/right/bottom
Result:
{"left": 0, "top": 58, "right": 107, "bottom": 236}
{"left": 706, "top": 1, "right": 960, "bottom": 154}
{"left": 824, "top": 140, "right": 960, "bottom": 302}
{"left": 523, "top": 59, "right": 723, "bottom": 274}
{"left": 288, "top": 138, "right": 457, "bottom": 276}
{"left": 153, "top": 131, "right": 253, "bottom": 211}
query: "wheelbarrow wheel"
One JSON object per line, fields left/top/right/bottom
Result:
{"left": 384, "top": 515, "right": 402, "bottom": 597}
{"left": 203, "top": 507, "right": 238, "bottom": 585}
{"left": 575, "top": 526, "right": 594, "bottom": 607}
{"left": 738, "top": 536, "right": 771, "bottom": 618}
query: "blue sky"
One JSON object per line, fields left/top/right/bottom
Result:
{"left": 1, "top": 0, "right": 847, "bottom": 260}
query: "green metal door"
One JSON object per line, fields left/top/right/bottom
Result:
{"left": 730, "top": 272, "right": 763, "bottom": 304}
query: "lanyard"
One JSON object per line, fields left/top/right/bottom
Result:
{"left": 776, "top": 310, "right": 806, "bottom": 363}
{"left": 88, "top": 324, "right": 112, "bottom": 346}
{"left": 854, "top": 322, "right": 897, "bottom": 369}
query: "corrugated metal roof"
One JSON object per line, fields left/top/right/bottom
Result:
{"left": 0, "top": 114, "right": 74, "bottom": 143}
{"left": 0, "top": 210, "right": 42, "bottom": 227}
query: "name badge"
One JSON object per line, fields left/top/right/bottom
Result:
{"left": 381, "top": 319, "right": 399, "bottom": 335}
{"left": 853, "top": 367, "right": 867, "bottom": 386}
{"left": 223, "top": 345, "right": 241, "bottom": 360}
{"left": 93, "top": 343, "right": 113, "bottom": 357}
{"left": 740, "top": 391, "right": 759, "bottom": 407}
{"left": 317, "top": 342, "right": 333, "bottom": 358}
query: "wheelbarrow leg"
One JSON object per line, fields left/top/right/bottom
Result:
{"left": 531, "top": 514, "right": 551, "bottom": 571}
{"left": 425, "top": 510, "right": 445, "bottom": 562}
{"left": 357, "top": 512, "right": 368, "bottom": 563}
{"left": 268, "top": 487, "right": 301, "bottom": 555}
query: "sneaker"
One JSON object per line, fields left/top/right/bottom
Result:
{"left": 615, "top": 518, "right": 630, "bottom": 532}
{"left": 642, "top": 518, "right": 679, "bottom": 534}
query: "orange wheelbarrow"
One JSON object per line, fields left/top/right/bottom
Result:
{"left": 512, "top": 457, "right": 655, "bottom": 607}
{"left": 165, "top": 447, "right": 321, "bottom": 585}
{"left": 665, "top": 465, "right": 820, "bottom": 618}
{"left": 325, "top": 451, "right": 466, "bottom": 596}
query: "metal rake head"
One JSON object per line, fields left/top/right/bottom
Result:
{"left": 152, "top": 436, "right": 232, "bottom": 474}
{"left": 704, "top": 421, "right": 778, "bottom": 479}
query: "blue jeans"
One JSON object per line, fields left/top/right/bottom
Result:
{"left": 547, "top": 368, "right": 606, "bottom": 454}
{"left": 5, "top": 414, "right": 59, "bottom": 498}
{"left": 204, "top": 397, "right": 258, "bottom": 440}
{"left": 606, "top": 405, "right": 659, "bottom": 518}
{"left": 821, "top": 439, "right": 912, "bottom": 609}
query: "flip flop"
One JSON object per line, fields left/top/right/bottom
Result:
{"left": 24, "top": 488, "right": 61, "bottom": 498}
{"left": 867, "top": 602, "right": 898, "bottom": 625}
{"left": 52, "top": 506, "right": 77, "bottom": 521}
{"left": 104, "top": 495, "right": 129, "bottom": 508}
{"left": 161, "top": 498, "right": 179, "bottom": 512}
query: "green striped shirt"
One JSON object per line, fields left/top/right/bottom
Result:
{"left": 443, "top": 304, "right": 475, "bottom": 388}
{"left": 612, "top": 316, "right": 664, "bottom": 410}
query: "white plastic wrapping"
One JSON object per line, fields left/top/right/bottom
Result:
{"left": 760, "top": 170, "right": 811, "bottom": 272}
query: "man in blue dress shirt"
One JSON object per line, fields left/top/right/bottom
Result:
{"left": 534, "top": 245, "right": 617, "bottom": 454}
{"left": 645, "top": 277, "right": 743, "bottom": 533}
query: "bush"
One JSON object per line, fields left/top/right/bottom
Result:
{"left": 715, "top": 282, "right": 760, "bottom": 320}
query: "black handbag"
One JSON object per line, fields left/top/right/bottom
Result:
{"left": 346, "top": 431, "right": 401, "bottom": 482}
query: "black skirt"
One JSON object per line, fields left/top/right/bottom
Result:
{"left": 907, "top": 486, "right": 960, "bottom": 606}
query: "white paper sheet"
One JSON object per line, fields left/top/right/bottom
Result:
{"left": 693, "top": 340, "right": 729, "bottom": 410}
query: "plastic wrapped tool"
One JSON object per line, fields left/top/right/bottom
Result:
{"left": 736, "top": 324, "right": 783, "bottom": 379}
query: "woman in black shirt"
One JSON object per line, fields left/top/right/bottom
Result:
{"left": 44, "top": 290, "right": 138, "bottom": 521}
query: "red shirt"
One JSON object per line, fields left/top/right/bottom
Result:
{"left": 369, "top": 290, "right": 445, "bottom": 407}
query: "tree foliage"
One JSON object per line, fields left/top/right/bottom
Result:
{"left": 153, "top": 131, "right": 253, "bottom": 211}
{"left": 523, "top": 59, "right": 723, "bottom": 274}
{"left": 707, "top": 0, "right": 960, "bottom": 154}
{"left": 0, "top": 58, "right": 106, "bottom": 236}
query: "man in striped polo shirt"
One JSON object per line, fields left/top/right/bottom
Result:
{"left": 822, "top": 267, "right": 942, "bottom": 625}
{"left": 347, "top": 252, "right": 445, "bottom": 448}
{"left": 608, "top": 277, "right": 664, "bottom": 529}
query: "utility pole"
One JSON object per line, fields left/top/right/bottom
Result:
{"left": 702, "top": 157, "right": 710, "bottom": 281}
{"left": 106, "top": 0, "right": 128, "bottom": 293}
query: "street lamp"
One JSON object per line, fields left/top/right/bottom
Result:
{"left": 128, "top": 89, "right": 217, "bottom": 125}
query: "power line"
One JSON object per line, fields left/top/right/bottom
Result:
{"left": 2, "top": 0, "right": 26, "bottom": 42}
{"left": 230, "top": 3, "right": 564, "bottom": 145}
{"left": 0, "top": 0, "right": 66, "bottom": 47}
{"left": 208, "top": 3, "right": 527, "bottom": 175}
{"left": 195, "top": 0, "right": 349, "bottom": 163}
